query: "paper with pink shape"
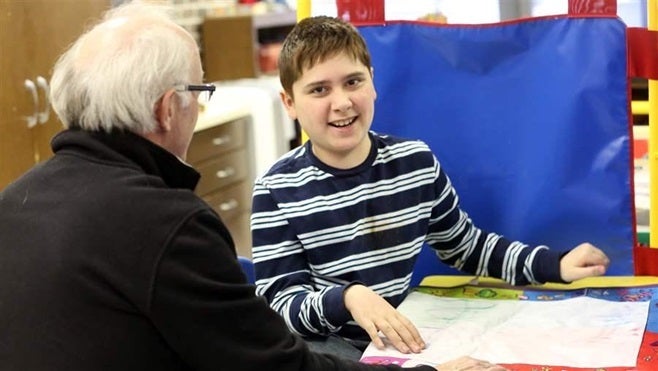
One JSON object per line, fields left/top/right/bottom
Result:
{"left": 361, "top": 292, "right": 649, "bottom": 368}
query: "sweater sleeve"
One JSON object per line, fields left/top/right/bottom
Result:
{"left": 251, "top": 181, "right": 353, "bottom": 337}
{"left": 148, "top": 209, "right": 431, "bottom": 371}
{"left": 425, "top": 157, "right": 565, "bottom": 286}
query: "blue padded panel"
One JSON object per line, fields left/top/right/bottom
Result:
{"left": 358, "top": 17, "right": 634, "bottom": 283}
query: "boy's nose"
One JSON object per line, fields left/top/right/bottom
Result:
{"left": 332, "top": 91, "right": 353, "bottom": 112}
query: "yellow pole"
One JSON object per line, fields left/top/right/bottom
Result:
{"left": 297, "top": 0, "right": 311, "bottom": 21}
{"left": 649, "top": 0, "right": 658, "bottom": 247}
{"left": 296, "top": 0, "right": 311, "bottom": 143}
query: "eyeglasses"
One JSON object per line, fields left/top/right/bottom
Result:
{"left": 174, "top": 83, "right": 216, "bottom": 103}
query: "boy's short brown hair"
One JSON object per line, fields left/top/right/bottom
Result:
{"left": 278, "top": 16, "right": 372, "bottom": 97}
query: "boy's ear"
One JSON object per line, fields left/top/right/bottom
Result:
{"left": 279, "top": 90, "right": 297, "bottom": 120}
{"left": 369, "top": 67, "right": 377, "bottom": 100}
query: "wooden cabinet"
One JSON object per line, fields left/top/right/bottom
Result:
{"left": 0, "top": 0, "right": 110, "bottom": 190}
{"left": 189, "top": 116, "right": 254, "bottom": 258}
{"left": 201, "top": 10, "right": 296, "bottom": 81}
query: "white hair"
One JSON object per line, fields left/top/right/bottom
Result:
{"left": 50, "top": 1, "right": 198, "bottom": 133}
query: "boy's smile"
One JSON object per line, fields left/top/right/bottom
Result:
{"left": 281, "top": 52, "right": 377, "bottom": 169}
{"left": 329, "top": 117, "right": 357, "bottom": 128}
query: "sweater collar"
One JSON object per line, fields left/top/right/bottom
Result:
{"left": 305, "top": 131, "right": 378, "bottom": 177}
{"left": 51, "top": 128, "right": 200, "bottom": 191}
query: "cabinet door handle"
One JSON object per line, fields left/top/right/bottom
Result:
{"left": 216, "top": 167, "right": 236, "bottom": 179}
{"left": 212, "top": 135, "right": 231, "bottom": 146}
{"left": 219, "top": 198, "right": 239, "bottom": 211}
{"left": 36, "top": 76, "right": 51, "bottom": 124}
{"left": 24, "top": 79, "right": 39, "bottom": 128}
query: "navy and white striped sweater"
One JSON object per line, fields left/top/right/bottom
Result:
{"left": 251, "top": 132, "right": 563, "bottom": 341}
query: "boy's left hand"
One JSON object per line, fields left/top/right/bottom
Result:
{"left": 560, "top": 242, "right": 610, "bottom": 282}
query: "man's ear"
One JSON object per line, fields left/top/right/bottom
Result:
{"left": 279, "top": 90, "right": 297, "bottom": 120}
{"left": 155, "top": 90, "right": 176, "bottom": 132}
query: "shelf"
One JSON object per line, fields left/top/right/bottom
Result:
{"left": 253, "top": 10, "right": 296, "bottom": 28}
{"left": 632, "top": 100, "right": 649, "bottom": 116}
{"left": 202, "top": 10, "right": 296, "bottom": 81}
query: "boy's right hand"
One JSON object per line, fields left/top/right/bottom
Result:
{"left": 434, "top": 356, "right": 509, "bottom": 371}
{"left": 343, "top": 284, "right": 425, "bottom": 354}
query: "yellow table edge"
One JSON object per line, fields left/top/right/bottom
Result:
{"left": 419, "top": 275, "right": 658, "bottom": 289}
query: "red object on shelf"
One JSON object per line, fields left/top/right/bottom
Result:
{"left": 634, "top": 138, "right": 648, "bottom": 160}
{"left": 568, "top": 0, "right": 617, "bottom": 15}
{"left": 335, "top": 0, "right": 384, "bottom": 25}
{"left": 258, "top": 42, "right": 283, "bottom": 74}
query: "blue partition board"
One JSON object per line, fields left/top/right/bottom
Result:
{"left": 358, "top": 17, "right": 634, "bottom": 284}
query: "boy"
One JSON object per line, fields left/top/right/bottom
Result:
{"left": 251, "top": 15, "right": 609, "bottom": 360}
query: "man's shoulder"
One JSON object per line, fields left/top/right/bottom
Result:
{"left": 49, "top": 151, "right": 210, "bottom": 221}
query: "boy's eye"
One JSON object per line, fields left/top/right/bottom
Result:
{"left": 346, "top": 78, "right": 363, "bottom": 88}
{"left": 310, "top": 86, "right": 327, "bottom": 94}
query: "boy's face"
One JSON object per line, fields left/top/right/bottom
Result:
{"left": 281, "top": 52, "right": 377, "bottom": 169}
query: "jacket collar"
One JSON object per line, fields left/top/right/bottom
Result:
{"left": 51, "top": 128, "right": 200, "bottom": 191}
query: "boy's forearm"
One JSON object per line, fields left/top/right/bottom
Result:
{"left": 276, "top": 285, "right": 353, "bottom": 337}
